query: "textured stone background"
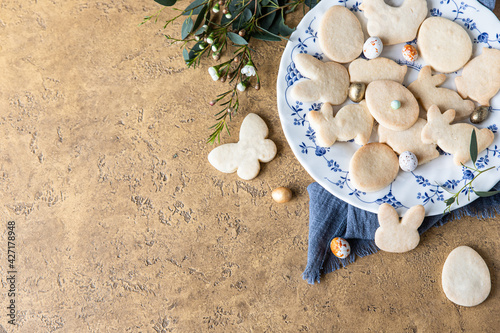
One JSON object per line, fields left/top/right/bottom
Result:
{"left": 0, "top": 0, "right": 499, "bottom": 331}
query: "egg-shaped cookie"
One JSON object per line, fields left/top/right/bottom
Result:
{"left": 319, "top": 6, "right": 364, "bottom": 63}
{"left": 418, "top": 17, "right": 472, "bottom": 73}
{"left": 365, "top": 80, "right": 419, "bottom": 131}
{"left": 349, "top": 143, "right": 399, "bottom": 192}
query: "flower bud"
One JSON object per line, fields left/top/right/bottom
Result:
{"left": 209, "top": 100, "right": 216, "bottom": 106}
{"left": 239, "top": 30, "right": 246, "bottom": 37}
{"left": 255, "top": 83, "right": 260, "bottom": 90}
{"left": 225, "top": 13, "right": 232, "bottom": 19}
{"left": 212, "top": 3, "right": 220, "bottom": 13}
{"left": 222, "top": 8, "right": 228, "bottom": 14}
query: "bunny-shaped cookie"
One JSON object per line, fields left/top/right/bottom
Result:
{"left": 307, "top": 101, "right": 373, "bottom": 147}
{"left": 375, "top": 204, "right": 425, "bottom": 253}
{"left": 421, "top": 105, "right": 494, "bottom": 166}
{"left": 208, "top": 113, "right": 277, "bottom": 180}
{"left": 291, "top": 53, "right": 349, "bottom": 105}
{"left": 408, "top": 66, "right": 475, "bottom": 121}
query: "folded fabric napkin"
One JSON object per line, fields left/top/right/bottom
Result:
{"left": 481, "top": 0, "right": 495, "bottom": 10}
{"left": 302, "top": 181, "right": 500, "bottom": 284}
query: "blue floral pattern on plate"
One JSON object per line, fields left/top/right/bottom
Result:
{"left": 276, "top": 0, "right": 500, "bottom": 216}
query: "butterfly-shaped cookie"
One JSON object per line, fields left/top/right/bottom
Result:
{"left": 291, "top": 53, "right": 349, "bottom": 105}
{"left": 208, "top": 113, "right": 277, "bottom": 180}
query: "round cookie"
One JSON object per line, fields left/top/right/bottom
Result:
{"left": 349, "top": 143, "right": 399, "bottom": 192}
{"left": 365, "top": 80, "right": 419, "bottom": 131}
{"left": 442, "top": 246, "right": 491, "bottom": 307}
{"left": 418, "top": 17, "right": 472, "bottom": 73}
{"left": 319, "top": 6, "right": 363, "bottom": 63}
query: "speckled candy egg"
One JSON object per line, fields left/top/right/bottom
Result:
{"left": 363, "top": 37, "right": 383, "bottom": 59}
{"left": 330, "top": 237, "right": 351, "bottom": 259}
{"left": 402, "top": 44, "right": 418, "bottom": 62}
{"left": 399, "top": 151, "right": 418, "bottom": 172}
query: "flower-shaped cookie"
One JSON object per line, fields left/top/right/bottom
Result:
{"left": 291, "top": 53, "right": 349, "bottom": 105}
{"left": 375, "top": 204, "right": 425, "bottom": 253}
{"left": 208, "top": 113, "right": 277, "bottom": 180}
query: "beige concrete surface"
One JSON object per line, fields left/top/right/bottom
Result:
{"left": 0, "top": 0, "right": 499, "bottom": 331}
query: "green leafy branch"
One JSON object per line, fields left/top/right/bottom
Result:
{"left": 441, "top": 129, "right": 500, "bottom": 214}
{"left": 144, "top": 0, "right": 316, "bottom": 143}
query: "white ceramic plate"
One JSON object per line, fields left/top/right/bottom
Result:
{"left": 277, "top": 0, "right": 500, "bottom": 216}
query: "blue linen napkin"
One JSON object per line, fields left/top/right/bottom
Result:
{"left": 302, "top": 181, "right": 500, "bottom": 284}
{"left": 481, "top": 0, "right": 495, "bottom": 10}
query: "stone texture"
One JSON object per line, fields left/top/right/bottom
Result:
{"left": 0, "top": 1, "right": 499, "bottom": 331}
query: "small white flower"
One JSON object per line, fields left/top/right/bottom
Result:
{"left": 212, "top": 44, "right": 218, "bottom": 52}
{"left": 207, "top": 37, "right": 214, "bottom": 44}
{"left": 208, "top": 67, "right": 220, "bottom": 81}
{"left": 237, "top": 82, "right": 247, "bottom": 92}
{"left": 225, "top": 13, "right": 232, "bottom": 19}
{"left": 241, "top": 64, "right": 256, "bottom": 77}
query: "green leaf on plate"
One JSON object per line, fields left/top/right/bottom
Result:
{"left": 444, "top": 197, "right": 455, "bottom": 206}
{"left": 474, "top": 190, "right": 500, "bottom": 197}
{"left": 470, "top": 129, "right": 478, "bottom": 164}
{"left": 154, "top": 0, "right": 178, "bottom": 7}
{"left": 181, "top": 17, "right": 194, "bottom": 40}
{"left": 227, "top": 32, "right": 248, "bottom": 45}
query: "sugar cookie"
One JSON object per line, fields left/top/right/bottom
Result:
{"left": 291, "top": 53, "right": 349, "bottom": 105}
{"left": 306, "top": 101, "right": 373, "bottom": 147}
{"left": 319, "top": 5, "right": 363, "bottom": 63}
{"left": 365, "top": 80, "right": 419, "bottom": 131}
{"left": 421, "top": 105, "right": 494, "bottom": 166}
{"left": 348, "top": 58, "right": 407, "bottom": 85}
{"left": 349, "top": 143, "right": 399, "bottom": 192}
{"left": 378, "top": 118, "right": 440, "bottom": 165}
{"left": 208, "top": 113, "right": 277, "bottom": 180}
{"left": 408, "top": 66, "right": 475, "bottom": 121}
{"left": 442, "top": 246, "right": 491, "bottom": 307}
{"left": 455, "top": 47, "right": 500, "bottom": 106}
{"left": 375, "top": 204, "right": 425, "bottom": 253}
{"left": 418, "top": 17, "right": 472, "bottom": 73}
{"left": 359, "top": 0, "right": 427, "bottom": 45}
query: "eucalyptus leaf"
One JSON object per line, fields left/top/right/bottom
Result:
{"left": 252, "top": 28, "right": 283, "bottom": 41}
{"left": 233, "top": 8, "right": 253, "bottom": 30}
{"left": 227, "top": 32, "right": 248, "bottom": 45}
{"left": 444, "top": 197, "right": 455, "bottom": 206}
{"left": 474, "top": 190, "right": 500, "bottom": 197}
{"left": 154, "top": 0, "right": 178, "bottom": 6}
{"left": 181, "top": 17, "right": 194, "bottom": 40}
{"left": 183, "top": 48, "right": 190, "bottom": 62}
{"left": 193, "top": 5, "right": 207, "bottom": 33}
{"left": 188, "top": 40, "right": 205, "bottom": 60}
{"left": 470, "top": 129, "right": 478, "bottom": 164}
{"left": 278, "top": 15, "right": 295, "bottom": 36}
{"left": 258, "top": 6, "right": 276, "bottom": 30}
{"left": 304, "top": 0, "right": 320, "bottom": 8}
{"left": 183, "top": 0, "right": 207, "bottom": 15}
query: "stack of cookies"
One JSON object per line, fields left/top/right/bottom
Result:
{"left": 290, "top": 3, "right": 500, "bottom": 193}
